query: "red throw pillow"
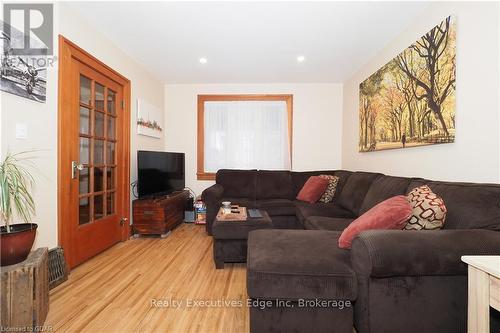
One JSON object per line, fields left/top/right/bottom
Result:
{"left": 338, "top": 195, "right": 412, "bottom": 249}
{"left": 296, "top": 176, "right": 330, "bottom": 203}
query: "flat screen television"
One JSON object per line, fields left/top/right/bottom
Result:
{"left": 137, "top": 151, "right": 185, "bottom": 198}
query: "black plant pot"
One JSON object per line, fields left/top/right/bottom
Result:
{"left": 0, "top": 223, "right": 38, "bottom": 266}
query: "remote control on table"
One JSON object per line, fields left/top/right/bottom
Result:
{"left": 248, "top": 209, "right": 262, "bottom": 218}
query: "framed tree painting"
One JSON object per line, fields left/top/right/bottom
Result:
{"left": 359, "top": 16, "right": 456, "bottom": 152}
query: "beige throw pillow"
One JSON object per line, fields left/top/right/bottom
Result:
{"left": 404, "top": 185, "right": 447, "bottom": 230}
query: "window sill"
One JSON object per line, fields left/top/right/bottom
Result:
{"left": 197, "top": 172, "right": 216, "bottom": 181}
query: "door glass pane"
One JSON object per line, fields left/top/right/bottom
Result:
{"left": 106, "top": 142, "right": 115, "bottom": 165}
{"left": 78, "top": 77, "right": 120, "bottom": 224}
{"left": 94, "top": 139, "right": 104, "bottom": 165}
{"left": 94, "top": 167, "right": 104, "bottom": 192}
{"left": 79, "top": 107, "right": 90, "bottom": 135}
{"left": 107, "top": 90, "right": 116, "bottom": 115}
{"left": 106, "top": 193, "right": 115, "bottom": 215}
{"left": 80, "top": 138, "right": 90, "bottom": 164}
{"left": 94, "top": 195, "right": 104, "bottom": 220}
{"left": 95, "top": 83, "right": 105, "bottom": 110}
{"left": 79, "top": 167, "right": 90, "bottom": 194}
{"left": 79, "top": 197, "right": 91, "bottom": 225}
{"left": 80, "top": 75, "right": 91, "bottom": 105}
{"left": 95, "top": 112, "right": 104, "bottom": 137}
{"left": 107, "top": 117, "right": 115, "bottom": 140}
{"left": 106, "top": 167, "right": 115, "bottom": 190}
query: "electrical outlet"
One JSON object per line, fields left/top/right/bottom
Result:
{"left": 15, "top": 123, "right": 28, "bottom": 139}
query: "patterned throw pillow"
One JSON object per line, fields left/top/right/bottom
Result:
{"left": 318, "top": 175, "right": 340, "bottom": 203}
{"left": 404, "top": 185, "right": 447, "bottom": 230}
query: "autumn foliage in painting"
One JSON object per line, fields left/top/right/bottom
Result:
{"left": 359, "top": 16, "right": 456, "bottom": 152}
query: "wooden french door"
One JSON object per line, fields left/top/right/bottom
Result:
{"left": 58, "top": 36, "right": 131, "bottom": 268}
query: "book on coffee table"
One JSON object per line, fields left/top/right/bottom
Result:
{"left": 216, "top": 206, "right": 247, "bottom": 221}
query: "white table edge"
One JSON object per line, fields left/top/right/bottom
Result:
{"left": 461, "top": 255, "right": 500, "bottom": 279}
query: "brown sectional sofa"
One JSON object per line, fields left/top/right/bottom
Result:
{"left": 201, "top": 169, "right": 500, "bottom": 333}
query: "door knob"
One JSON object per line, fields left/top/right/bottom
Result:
{"left": 71, "top": 161, "right": 84, "bottom": 179}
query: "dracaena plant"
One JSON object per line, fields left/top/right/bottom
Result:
{"left": 0, "top": 152, "right": 36, "bottom": 233}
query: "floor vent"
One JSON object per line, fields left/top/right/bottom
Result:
{"left": 48, "top": 247, "right": 68, "bottom": 289}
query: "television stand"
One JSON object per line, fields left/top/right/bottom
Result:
{"left": 132, "top": 190, "right": 190, "bottom": 237}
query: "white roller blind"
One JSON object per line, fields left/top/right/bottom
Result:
{"left": 204, "top": 100, "right": 291, "bottom": 172}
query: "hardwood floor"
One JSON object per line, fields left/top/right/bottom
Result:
{"left": 46, "top": 224, "right": 249, "bottom": 332}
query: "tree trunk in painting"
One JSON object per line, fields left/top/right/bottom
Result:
{"left": 397, "top": 16, "right": 455, "bottom": 138}
{"left": 427, "top": 99, "right": 449, "bottom": 136}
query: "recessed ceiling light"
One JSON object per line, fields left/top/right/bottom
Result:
{"left": 199, "top": 57, "right": 207, "bottom": 64}
{"left": 297, "top": 55, "right": 305, "bottom": 63}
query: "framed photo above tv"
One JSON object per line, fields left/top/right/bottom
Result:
{"left": 137, "top": 99, "right": 163, "bottom": 139}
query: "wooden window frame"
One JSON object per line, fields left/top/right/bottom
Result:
{"left": 197, "top": 94, "right": 293, "bottom": 181}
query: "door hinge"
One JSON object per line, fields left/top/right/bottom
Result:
{"left": 121, "top": 100, "right": 125, "bottom": 109}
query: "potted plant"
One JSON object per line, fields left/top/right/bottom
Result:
{"left": 0, "top": 152, "right": 37, "bottom": 266}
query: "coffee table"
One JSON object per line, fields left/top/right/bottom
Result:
{"left": 461, "top": 255, "right": 500, "bottom": 332}
{"left": 212, "top": 208, "right": 272, "bottom": 269}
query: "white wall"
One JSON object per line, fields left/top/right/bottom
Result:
{"left": 165, "top": 83, "right": 343, "bottom": 195}
{"left": 342, "top": 1, "right": 500, "bottom": 183}
{"left": 0, "top": 3, "right": 165, "bottom": 248}
{"left": 0, "top": 3, "right": 61, "bottom": 248}
{"left": 58, "top": 3, "right": 166, "bottom": 200}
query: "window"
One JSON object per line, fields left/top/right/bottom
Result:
{"left": 197, "top": 95, "right": 293, "bottom": 180}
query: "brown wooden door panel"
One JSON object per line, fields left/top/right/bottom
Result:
{"left": 58, "top": 36, "right": 131, "bottom": 269}
{"left": 75, "top": 216, "right": 121, "bottom": 265}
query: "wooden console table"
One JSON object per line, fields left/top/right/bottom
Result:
{"left": 461, "top": 255, "right": 500, "bottom": 333}
{"left": 1, "top": 248, "right": 49, "bottom": 329}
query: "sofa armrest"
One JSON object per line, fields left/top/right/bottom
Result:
{"left": 201, "top": 184, "right": 225, "bottom": 235}
{"left": 351, "top": 229, "right": 500, "bottom": 277}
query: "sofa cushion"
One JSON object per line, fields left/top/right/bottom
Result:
{"left": 304, "top": 216, "right": 354, "bottom": 231}
{"left": 332, "top": 170, "right": 355, "bottom": 198}
{"left": 247, "top": 229, "right": 357, "bottom": 300}
{"left": 296, "top": 176, "right": 329, "bottom": 203}
{"left": 216, "top": 169, "right": 257, "bottom": 199}
{"left": 256, "top": 199, "right": 295, "bottom": 216}
{"left": 221, "top": 197, "right": 257, "bottom": 209}
{"left": 256, "top": 170, "right": 293, "bottom": 200}
{"left": 339, "top": 195, "right": 412, "bottom": 249}
{"left": 408, "top": 179, "right": 500, "bottom": 230}
{"left": 336, "top": 171, "right": 383, "bottom": 215}
{"left": 351, "top": 229, "right": 500, "bottom": 277}
{"left": 295, "top": 201, "right": 355, "bottom": 226}
{"left": 359, "top": 175, "right": 412, "bottom": 214}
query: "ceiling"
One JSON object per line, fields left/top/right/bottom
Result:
{"left": 69, "top": 1, "right": 430, "bottom": 84}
